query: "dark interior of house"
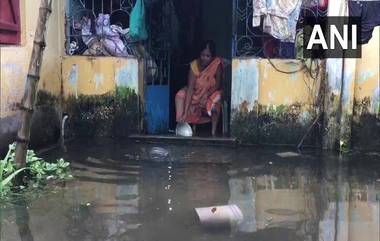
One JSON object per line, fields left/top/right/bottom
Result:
{"left": 147, "top": 0, "right": 232, "bottom": 133}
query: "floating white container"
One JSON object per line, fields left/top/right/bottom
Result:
{"left": 195, "top": 204, "right": 244, "bottom": 226}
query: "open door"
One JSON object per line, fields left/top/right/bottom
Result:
{"left": 144, "top": 0, "right": 232, "bottom": 136}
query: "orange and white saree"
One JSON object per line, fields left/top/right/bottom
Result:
{"left": 176, "top": 57, "right": 224, "bottom": 124}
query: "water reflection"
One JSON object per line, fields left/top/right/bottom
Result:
{"left": 0, "top": 139, "right": 379, "bottom": 241}
{"left": 225, "top": 154, "right": 380, "bottom": 241}
{"left": 14, "top": 198, "right": 34, "bottom": 241}
{"left": 227, "top": 163, "right": 318, "bottom": 241}
{"left": 317, "top": 156, "right": 380, "bottom": 241}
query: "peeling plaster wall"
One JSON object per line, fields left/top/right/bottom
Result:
{"left": 61, "top": 56, "right": 140, "bottom": 137}
{"left": 231, "top": 58, "right": 321, "bottom": 145}
{"left": 231, "top": 27, "right": 380, "bottom": 149}
{"left": 0, "top": 1, "right": 141, "bottom": 154}
{"left": 0, "top": 0, "right": 64, "bottom": 118}
{"left": 231, "top": 59, "right": 259, "bottom": 114}
{"left": 62, "top": 56, "right": 139, "bottom": 97}
{"left": 352, "top": 27, "right": 380, "bottom": 150}
{"left": 354, "top": 28, "right": 380, "bottom": 113}
{"left": 0, "top": 0, "right": 65, "bottom": 154}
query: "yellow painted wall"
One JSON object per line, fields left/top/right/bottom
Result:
{"left": 258, "top": 60, "right": 317, "bottom": 106}
{"left": 354, "top": 27, "right": 380, "bottom": 114}
{"left": 0, "top": 1, "right": 140, "bottom": 115}
{"left": 62, "top": 56, "right": 139, "bottom": 98}
{"left": 0, "top": 0, "right": 65, "bottom": 118}
{"left": 231, "top": 58, "right": 319, "bottom": 114}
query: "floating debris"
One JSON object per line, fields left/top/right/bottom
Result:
{"left": 86, "top": 157, "right": 102, "bottom": 163}
{"left": 126, "top": 224, "right": 142, "bottom": 230}
{"left": 195, "top": 205, "right": 243, "bottom": 226}
{"left": 227, "top": 169, "right": 238, "bottom": 176}
{"left": 125, "top": 154, "right": 136, "bottom": 159}
{"left": 149, "top": 147, "right": 170, "bottom": 162}
{"left": 367, "top": 152, "right": 380, "bottom": 157}
{"left": 276, "top": 152, "right": 301, "bottom": 158}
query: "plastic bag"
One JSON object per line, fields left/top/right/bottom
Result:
{"left": 129, "top": 0, "right": 148, "bottom": 41}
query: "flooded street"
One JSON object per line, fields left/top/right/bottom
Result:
{"left": 1, "top": 138, "right": 380, "bottom": 241}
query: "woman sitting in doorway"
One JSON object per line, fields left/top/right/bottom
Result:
{"left": 175, "top": 40, "right": 224, "bottom": 136}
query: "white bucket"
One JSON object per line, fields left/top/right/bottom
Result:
{"left": 176, "top": 122, "right": 193, "bottom": 137}
{"left": 195, "top": 204, "right": 244, "bottom": 226}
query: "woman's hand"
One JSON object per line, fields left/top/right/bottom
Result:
{"left": 179, "top": 112, "right": 188, "bottom": 122}
{"left": 180, "top": 69, "right": 195, "bottom": 123}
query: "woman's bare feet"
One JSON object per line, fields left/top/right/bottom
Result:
{"left": 211, "top": 109, "right": 219, "bottom": 137}
{"left": 192, "top": 124, "right": 197, "bottom": 135}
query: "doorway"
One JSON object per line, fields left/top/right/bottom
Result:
{"left": 144, "top": 0, "right": 232, "bottom": 136}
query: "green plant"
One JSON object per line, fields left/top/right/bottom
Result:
{"left": 0, "top": 143, "right": 18, "bottom": 195}
{"left": 0, "top": 167, "right": 26, "bottom": 195}
{"left": 0, "top": 143, "right": 71, "bottom": 197}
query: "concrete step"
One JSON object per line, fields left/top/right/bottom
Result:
{"left": 129, "top": 134, "right": 238, "bottom": 147}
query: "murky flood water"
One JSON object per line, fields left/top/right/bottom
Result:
{"left": 1, "top": 138, "right": 380, "bottom": 241}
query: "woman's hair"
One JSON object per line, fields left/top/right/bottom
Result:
{"left": 199, "top": 40, "right": 216, "bottom": 57}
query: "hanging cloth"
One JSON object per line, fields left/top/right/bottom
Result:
{"left": 252, "top": 0, "right": 303, "bottom": 42}
{"left": 348, "top": 0, "right": 380, "bottom": 44}
{"left": 130, "top": 0, "right": 148, "bottom": 41}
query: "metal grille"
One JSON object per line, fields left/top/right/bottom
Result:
{"left": 145, "top": 0, "right": 173, "bottom": 86}
{"left": 232, "top": 0, "right": 328, "bottom": 58}
{"left": 65, "top": 0, "right": 137, "bottom": 56}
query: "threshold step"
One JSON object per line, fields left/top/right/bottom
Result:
{"left": 129, "top": 134, "right": 238, "bottom": 147}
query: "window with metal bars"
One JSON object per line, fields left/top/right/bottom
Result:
{"left": 232, "top": 0, "right": 328, "bottom": 58}
{"left": 65, "top": 0, "right": 137, "bottom": 56}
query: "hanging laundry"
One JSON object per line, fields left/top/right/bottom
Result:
{"left": 318, "top": 0, "right": 328, "bottom": 11}
{"left": 349, "top": 0, "right": 380, "bottom": 44}
{"left": 74, "top": 14, "right": 109, "bottom": 56}
{"left": 96, "top": 14, "right": 128, "bottom": 56}
{"left": 252, "top": 0, "right": 303, "bottom": 42}
{"left": 130, "top": 0, "right": 148, "bottom": 41}
{"left": 80, "top": 16, "right": 95, "bottom": 47}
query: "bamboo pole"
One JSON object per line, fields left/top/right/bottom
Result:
{"left": 14, "top": 0, "right": 53, "bottom": 167}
